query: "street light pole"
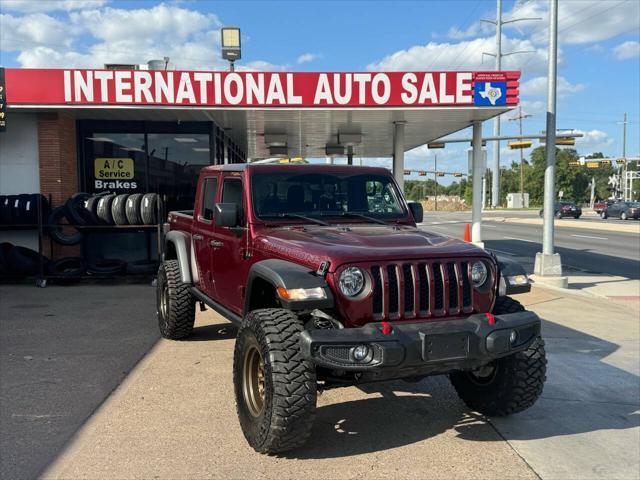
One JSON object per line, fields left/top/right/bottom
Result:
{"left": 491, "top": 0, "right": 502, "bottom": 209}
{"left": 482, "top": 1, "right": 540, "bottom": 209}
{"left": 534, "top": 0, "right": 566, "bottom": 287}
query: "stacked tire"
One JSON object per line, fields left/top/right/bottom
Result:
{"left": 66, "top": 192, "right": 161, "bottom": 226}
{"left": 0, "top": 194, "right": 49, "bottom": 226}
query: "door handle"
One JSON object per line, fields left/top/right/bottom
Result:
{"left": 210, "top": 240, "right": 223, "bottom": 249}
{"left": 192, "top": 234, "right": 203, "bottom": 241}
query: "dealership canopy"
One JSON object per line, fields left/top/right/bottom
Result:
{"left": 4, "top": 68, "right": 520, "bottom": 158}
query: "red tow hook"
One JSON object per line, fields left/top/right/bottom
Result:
{"left": 486, "top": 313, "right": 496, "bottom": 326}
{"left": 381, "top": 321, "right": 392, "bottom": 335}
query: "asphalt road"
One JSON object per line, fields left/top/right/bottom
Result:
{"left": 420, "top": 212, "right": 640, "bottom": 280}
{"left": 0, "top": 284, "right": 159, "bottom": 480}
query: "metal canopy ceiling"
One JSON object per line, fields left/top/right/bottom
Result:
{"left": 11, "top": 105, "right": 512, "bottom": 159}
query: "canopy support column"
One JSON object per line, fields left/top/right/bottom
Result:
{"left": 347, "top": 146, "right": 354, "bottom": 165}
{"left": 393, "top": 121, "right": 406, "bottom": 191}
{"left": 471, "top": 120, "right": 484, "bottom": 248}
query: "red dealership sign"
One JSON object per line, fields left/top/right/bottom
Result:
{"left": 4, "top": 69, "right": 519, "bottom": 108}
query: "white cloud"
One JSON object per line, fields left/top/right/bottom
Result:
{"left": 0, "top": 12, "right": 74, "bottom": 51}
{"left": 574, "top": 129, "right": 614, "bottom": 151}
{"left": 518, "top": 99, "right": 546, "bottom": 116}
{"left": 520, "top": 76, "right": 585, "bottom": 98}
{"left": 0, "top": 0, "right": 108, "bottom": 13}
{"left": 460, "top": 0, "right": 640, "bottom": 46}
{"left": 367, "top": 36, "right": 551, "bottom": 74}
{"left": 613, "top": 41, "right": 640, "bottom": 60}
{"left": 69, "top": 4, "right": 219, "bottom": 44}
{"left": 446, "top": 22, "right": 491, "bottom": 40}
{"left": 2, "top": 3, "right": 285, "bottom": 71}
{"left": 241, "top": 60, "right": 287, "bottom": 72}
{"left": 297, "top": 52, "right": 321, "bottom": 64}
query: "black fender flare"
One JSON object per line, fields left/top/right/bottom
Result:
{"left": 495, "top": 255, "right": 530, "bottom": 296}
{"left": 163, "top": 230, "right": 193, "bottom": 284}
{"left": 245, "top": 259, "right": 334, "bottom": 313}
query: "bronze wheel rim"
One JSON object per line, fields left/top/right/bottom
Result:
{"left": 160, "top": 277, "right": 169, "bottom": 320}
{"left": 243, "top": 342, "right": 266, "bottom": 417}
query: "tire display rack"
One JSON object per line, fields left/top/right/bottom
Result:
{"left": 0, "top": 193, "right": 164, "bottom": 287}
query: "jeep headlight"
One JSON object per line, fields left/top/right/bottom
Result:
{"left": 339, "top": 267, "right": 365, "bottom": 297}
{"left": 471, "top": 261, "right": 488, "bottom": 287}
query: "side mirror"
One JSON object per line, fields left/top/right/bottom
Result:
{"left": 215, "top": 203, "right": 238, "bottom": 227}
{"left": 408, "top": 202, "right": 423, "bottom": 223}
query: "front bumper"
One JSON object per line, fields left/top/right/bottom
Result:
{"left": 300, "top": 311, "right": 540, "bottom": 378}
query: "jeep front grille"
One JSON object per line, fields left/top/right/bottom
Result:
{"left": 370, "top": 260, "right": 475, "bottom": 320}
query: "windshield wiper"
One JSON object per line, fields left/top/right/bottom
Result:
{"left": 262, "top": 213, "right": 330, "bottom": 226}
{"left": 319, "top": 211, "right": 391, "bottom": 226}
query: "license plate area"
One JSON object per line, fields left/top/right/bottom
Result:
{"left": 420, "top": 332, "right": 469, "bottom": 362}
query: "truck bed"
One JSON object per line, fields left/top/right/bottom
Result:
{"left": 168, "top": 210, "right": 194, "bottom": 233}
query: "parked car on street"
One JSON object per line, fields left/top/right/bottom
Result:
{"left": 601, "top": 201, "right": 640, "bottom": 220}
{"left": 539, "top": 201, "right": 582, "bottom": 219}
{"left": 593, "top": 199, "right": 616, "bottom": 214}
{"left": 158, "top": 163, "right": 546, "bottom": 454}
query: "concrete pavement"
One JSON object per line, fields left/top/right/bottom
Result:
{"left": 42, "top": 309, "right": 537, "bottom": 480}
{"left": 36, "top": 286, "right": 639, "bottom": 480}
{"left": 2, "top": 283, "right": 638, "bottom": 480}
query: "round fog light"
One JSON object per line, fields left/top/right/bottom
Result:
{"left": 509, "top": 330, "right": 518, "bottom": 345}
{"left": 352, "top": 345, "right": 370, "bottom": 362}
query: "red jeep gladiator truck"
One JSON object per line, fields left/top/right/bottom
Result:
{"left": 159, "top": 163, "right": 546, "bottom": 454}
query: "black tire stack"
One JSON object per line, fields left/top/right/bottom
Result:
{"left": 0, "top": 243, "right": 49, "bottom": 277}
{"left": 1, "top": 191, "right": 161, "bottom": 279}
{"left": 0, "top": 194, "right": 49, "bottom": 226}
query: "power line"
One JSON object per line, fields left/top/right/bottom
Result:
{"left": 431, "top": 0, "right": 484, "bottom": 70}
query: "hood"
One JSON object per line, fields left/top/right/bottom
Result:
{"left": 254, "top": 224, "right": 489, "bottom": 272}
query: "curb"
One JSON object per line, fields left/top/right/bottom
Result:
{"left": 497, "top": 217, "right": 640, "bottom": 234}
{"left": 529, "top": 280, "right": 640, "bottom": 313}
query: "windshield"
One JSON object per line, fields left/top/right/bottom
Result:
{"left": 251, "top": 171, "right": 407, "bottom": 222}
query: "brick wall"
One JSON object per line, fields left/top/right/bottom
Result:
{"left": 38, "top": 112, "right": 81, "bottom": 259}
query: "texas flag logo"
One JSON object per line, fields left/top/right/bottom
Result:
{"left": 474, "top": 81, "right": 507, "bottom": 106}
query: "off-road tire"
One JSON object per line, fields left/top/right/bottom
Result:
{"left": 156, "top": 260, "right": 195, "bottom": 339}
{"left": 449, "top": 296, "right": 546, "bottom": 416}
{"left": 48, "top": 206, "right": 83, "bottom": 246}
{"left": 233, "top": 308, "right": 317, "bottom": 454}
{"left": 492, "top": 296, "right": 526, "bottom": 314}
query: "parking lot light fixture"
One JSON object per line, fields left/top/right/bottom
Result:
{"left": 221, "top": 27, "right": 241, "bottom": 71}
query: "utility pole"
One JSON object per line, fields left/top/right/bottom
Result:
{"left": 434, "top": 154, "right": 438, "bottom": 211}
{"left": 509, "top": 106, "right": 533, "bottom": 202}
{"left": 534, "top": 0, "right": 566, "bottom": 287}
{"left": 622, "top": 112, "right": 628, "bottom": 200}
{"left": 482, "top": 1, "right": 540, "bottom": 208}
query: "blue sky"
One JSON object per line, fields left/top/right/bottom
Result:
{"left": 1, "top": 0, "right": 638, "bottom": 182}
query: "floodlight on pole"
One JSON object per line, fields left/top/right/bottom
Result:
{"left": 221, "top": 27, "right": 241, "bottom": 72}
{"left": 481, "top": 0, "right": 541, "bottom": 209}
